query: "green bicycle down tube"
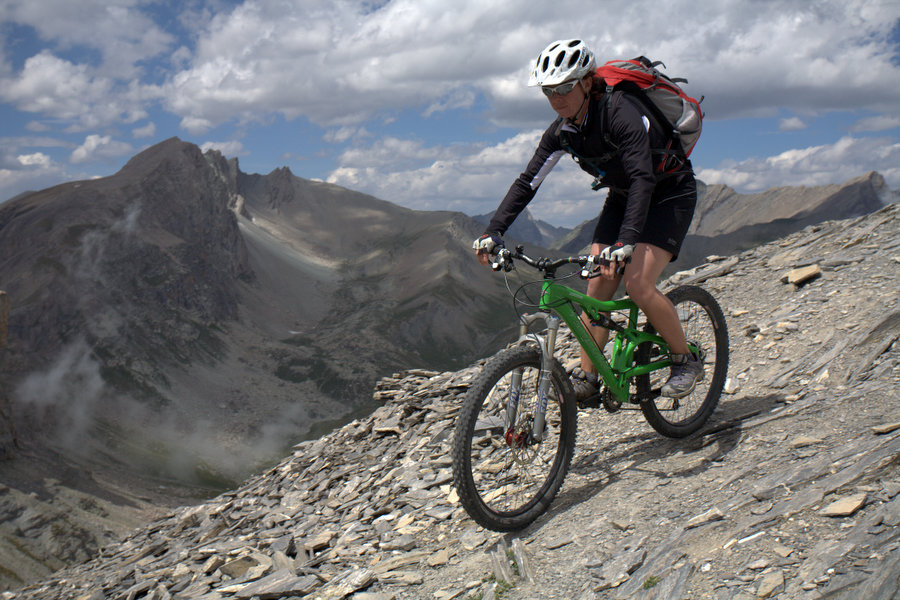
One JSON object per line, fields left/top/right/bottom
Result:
{"left": 538, "top": 280, "right": 672, "bottom": 403}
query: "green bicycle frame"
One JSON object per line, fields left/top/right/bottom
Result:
{"left": 537, "top": 279, "right": 673, "bottom": 404}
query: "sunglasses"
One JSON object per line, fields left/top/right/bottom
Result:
{"left": 542, "top": 79, "right": 581, "bottom": 98}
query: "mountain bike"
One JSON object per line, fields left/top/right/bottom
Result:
{"left": 451, "top": 246, "right": 729, "bottom": 531}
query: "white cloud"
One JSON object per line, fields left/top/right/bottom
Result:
{"left": 25, "top": 121, "right": 50, "bottom": 132}
{"left": 200, "top": 140, "right": 246, "bottom": 156}
{"left": 180, "top": 115, "right": 215, "bottom": 135}
{"left": 326, "top": 128, "right": 609, "bottom": 225}
{"left": 696, "top": 135, "right": 900, "bottom": 192}
{"left": 423, "top": 89, "right": 478, "bottom": 117}
{"left": 851, "top": 115, "right": 900, "bottom": 133}
{"left": 0, "top": 52, "right": 112, "bottom": 119}
{"left": 70, "top": 135, "right": 133, "bottom": 164}
{"left": 3, "top": 0, "right": 899, "bottom": 144}
{"left": 0, "top": 51, "right": 160, "bottom": 131}
{"left": 133, "top": 122, "right": 157, "bottom": 138}
{"left": 0, "top": 138, "right": 67, "bottom": 169}
{"left": 323, "top": 126, "right": 372, "bottom": 144}
{"left": 1, "top": 0, "right": 174, "bottom": 78}
{"left": 162, "top": 0, "right": 554, "bottom": 128}
{"left": 0, "top": 0, "right": 172, "bottom": 135}
{"left": 334, "top": 136, "right": 465, "bottom": 171}
{"left": 779, "top": 117, "right": 807, "bottom": 131}
{"left": 159, "top": 0, "right": 900, "bottom": 131}
{"left": 17, "top": 153, "right": 51, "bottom": 168}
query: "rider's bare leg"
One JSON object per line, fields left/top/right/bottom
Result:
{"left": 579, "top": 242, "right": 690, "bottom": 376}
{"left": 622, "top": 243, "right": 690, "bottom": 355}
{"left": 578, "top": 243, "right": 620, "bottom": 374}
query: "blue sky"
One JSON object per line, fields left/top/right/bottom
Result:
{"left": 1, "top": 0, "right": 899, "bottom": 227}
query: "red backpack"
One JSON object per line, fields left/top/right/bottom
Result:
{"left": 596, "top": 56, "right": 704, "bottom": 172}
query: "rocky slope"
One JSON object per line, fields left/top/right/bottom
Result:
{"left": 4, "top": 203, "right": 897, "bottom": 599}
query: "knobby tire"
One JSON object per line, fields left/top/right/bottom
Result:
{"left": 637, "top": 285, "right": 729, "bottom": 438}
{"left": 451, "top": 345, "right": 577, "bottom": 531}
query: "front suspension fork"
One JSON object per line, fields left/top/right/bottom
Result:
{"left": 505, "top": 313, "right": 560, "bottom": 444}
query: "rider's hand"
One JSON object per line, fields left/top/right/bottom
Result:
{"left": 598, "top": 242, "right": 634, "bottom": 278}
{"left": 473, "top": 233, "right": 504, "bottom": 266}
{"left": 599, "top": 242, "right": 634, "bottom": 263}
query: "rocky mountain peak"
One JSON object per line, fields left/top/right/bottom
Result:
{"left": 0, "top": 138, "right": 253, "bottom": 461}
{"left": 116, "top": 137, "right": 201, "bottom": 177}
{"left": 203, "top": 148, "right": 242, "bottom": 192}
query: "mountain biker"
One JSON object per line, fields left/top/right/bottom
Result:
{"left": 473, "top": 39, "right": 703, "bottom": 403}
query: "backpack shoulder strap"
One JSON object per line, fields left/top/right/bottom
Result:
{"left": 602, "top": 88, "right": 688, "bottom": 177}
{"left": 600, "top": 88, "right": 621, "bottom": 151}
{"left": 555, "top": 115, "right": 611, "bottom": 191}
{"left": 605, "top": 86, "right": 670, "bottom": 146}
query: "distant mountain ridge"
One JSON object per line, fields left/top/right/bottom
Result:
{"left": 471, "top": 208, "right": 568, "bottom": 248}
{"left": 549, "top": 171, "right": 890, "bottom": 270}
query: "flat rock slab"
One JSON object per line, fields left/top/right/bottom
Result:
{"left": 757, "top": 569, "right": 785, "bottom": 598}
{"left": 820, "top": 493, "right": 868, "bottom": 517}
{"left": 872, "top": 422, "right": 900, "bottom": 435}
{"left": 231, "top": 569, "right": 320, "bottom": 599}
{"left": 786, "top": 264, "right": 822, "bottom": 285}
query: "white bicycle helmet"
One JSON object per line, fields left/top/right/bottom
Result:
{"left": 528, "top": 39, "right": 596, "bottom": 87}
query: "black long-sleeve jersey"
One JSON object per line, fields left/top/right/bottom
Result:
{"left": 485, "top": 90, "right": 691, "bottom": 246}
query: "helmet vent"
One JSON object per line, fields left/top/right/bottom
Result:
{"left": 528, "top": 39, "right": 595, "bottom": 87}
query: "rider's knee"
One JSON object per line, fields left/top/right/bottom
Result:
{"left": 587, "top": 277, "right": 616, "bottom": 300}
{"left": 623, "top": 277, "right": 656, "bottom": 304}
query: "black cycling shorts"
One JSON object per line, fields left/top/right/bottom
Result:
{"left": 591, "top": 175, "right": 697, "bottom": 261}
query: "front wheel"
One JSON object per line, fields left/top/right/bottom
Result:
{"left": 637, "top": 285, "right": 729, "bottom": 438}
{"left": 452, "top": 345, "right": 577, "bottom": 531}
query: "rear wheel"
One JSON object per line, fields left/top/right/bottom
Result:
{"left": 452, "top": 345, "right": 577, "bottom": 531}
{"left": 637, "top": 285, "right": 729, "bottom": 438}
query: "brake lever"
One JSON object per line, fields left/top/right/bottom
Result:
{"left": 491, "top": 248, "right": 513, "bottom": 272}
{"left": 581, "top": 255, "right": 631, "bottom": 278}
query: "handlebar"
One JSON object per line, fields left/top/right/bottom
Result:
{"left": 492, "top": 247, "right": 582, "bottom": 272}
{"left": 491, "top": 245, "right": 629, "bottom": 278}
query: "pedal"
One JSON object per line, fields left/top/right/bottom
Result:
{"left": 577, "top": 392, "right": 602, "bottom": 409}
{"left": 601, "top": 391, "right": 622, "bottom": 413}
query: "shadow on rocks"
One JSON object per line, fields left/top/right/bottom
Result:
{"left": 706, "top": 393, "right": 785, "bottom": 432}
{"left": 525, "top": 394, "right": 787, "bottom": 530}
